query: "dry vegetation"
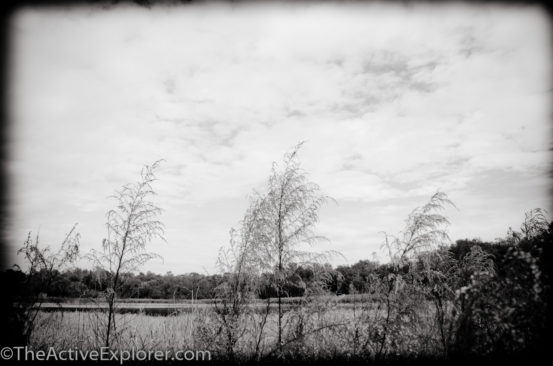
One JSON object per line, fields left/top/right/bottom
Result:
{"left": 4, "top": 148, "right": 551, "bottom": 363}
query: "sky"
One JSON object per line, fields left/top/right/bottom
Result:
{"left": 4, "top": 2, "right": 552, "bottom": 275}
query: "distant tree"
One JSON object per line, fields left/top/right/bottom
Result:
{"left": 87, "top": 160, "right": 165, "bottom": 348}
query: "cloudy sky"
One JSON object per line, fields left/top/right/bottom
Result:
{"left": 5, "top": 2, "right": 551, "bottom": 274}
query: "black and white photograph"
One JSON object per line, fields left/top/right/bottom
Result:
{"left": 0, "top": 0, "right": 551, "bottom": 364}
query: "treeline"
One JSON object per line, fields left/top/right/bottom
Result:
{"left": 1, "top": 235, "right": 541, "bottom": 301}
{"left": 3, "top": 151, "right": 551, "bottom": 359}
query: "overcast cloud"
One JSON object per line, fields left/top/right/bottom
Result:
{"left": 5, "top": 2, "right": 552, "bottom": 274}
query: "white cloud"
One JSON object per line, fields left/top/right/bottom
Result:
{"left": 6, "top": 3, "right": 551, "bottom": 273}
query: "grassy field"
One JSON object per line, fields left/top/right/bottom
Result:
{"left": 31, "top": 310, "right": 201, "bottom": 351}
{"left": 30, "top": 298, "right": 441, "bottom": 360}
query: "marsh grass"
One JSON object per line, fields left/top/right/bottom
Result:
{"left": 30, "top": 300, "right": 444, "bottom": 360}
{"left": 31, "top": 309, "right": 200, "bottom": 351}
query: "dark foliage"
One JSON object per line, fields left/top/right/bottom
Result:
{"left": 2, "top": 229, "right": 549, "bottom": 302}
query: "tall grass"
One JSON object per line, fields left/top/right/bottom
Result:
{"left": 30, "top": 301, "right": 444, "bottom": 360}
